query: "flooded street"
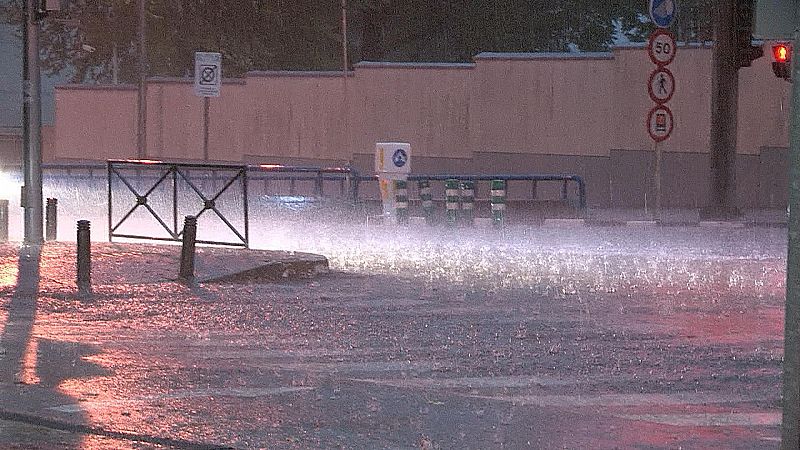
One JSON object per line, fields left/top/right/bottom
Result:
{"left": 0, "top": 214, "right": 787, "bottom": 448}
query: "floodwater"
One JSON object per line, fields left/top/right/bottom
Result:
{"left": 0, "top": 172, "right": 788, "bottom": 448}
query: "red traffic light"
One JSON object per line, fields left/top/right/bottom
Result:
{"left": 773, "top": 43, "right": 791, "bottom": 63}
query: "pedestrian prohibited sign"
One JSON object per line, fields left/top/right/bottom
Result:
{"left": 648, "top": 29, "right": 677, "bottom": 66}
{"left": 392, "top": 148, "right": 408, "bottom": 168}
{"left": 648, "top": 67, "right": 675, "bottom": 104}
{"left": 194, "top": 52, "right": 222, "bottom": 98}
{"left": 647, "top": 105, "right": 674, "bottom": 142}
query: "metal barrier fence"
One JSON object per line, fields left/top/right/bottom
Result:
{"left": 108, "top": 160, "right": 250, "bottom": 247}
{"left": 2, "top": 162, "right": 587, "bottom": 243}
{"left": 354, "top": 172, "right": 587, "bottom": 212}
{"left": 105, "top": 161, "right": 361, "bottom": 247}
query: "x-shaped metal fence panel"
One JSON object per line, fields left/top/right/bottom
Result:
{"left": 108, "top": 160, "right": 249, "bottom": 247}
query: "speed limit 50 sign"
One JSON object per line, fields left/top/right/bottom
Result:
{"left": 647, "top": 29, "right": 676, "bottom": 66}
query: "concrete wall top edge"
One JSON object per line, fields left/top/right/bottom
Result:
{"left": 352, "top": 152, "right": 472, "bottom": 161}
{"left": 354, "top": 61, "right": 475, "bottom": 70}
{"left": 247, "top": 70, "right": 355, "bottom": 78}
{"left": 148, "top": 76, "right": 246, "bottom": 85}
{"left": 56, "top": 77, "right": 246, "bottom": 90}
{"left": 474, "top": 51, "right": 613, "bottom": 61}
{"left": 612, "top": 42, "right": 715, "bottom": 50}
{"left": 56, "top": 84, "right": 138, "bottom": 91}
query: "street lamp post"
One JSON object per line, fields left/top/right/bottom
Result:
{"left": 22, "top": 0, "right": 43, "bottom": 244}
{"left": 137, "top": 0, "right": 147, "bottom": 159}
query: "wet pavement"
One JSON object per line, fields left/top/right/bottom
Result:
{"left": 0, "top": 225, "right": 787, "bottom": 449}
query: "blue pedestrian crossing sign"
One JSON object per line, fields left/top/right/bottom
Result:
{"left": 392, "top": 149, "right": 408, "bottom": 168}
{"left": 649, "top": 0, "right": 677, "bottom": 28}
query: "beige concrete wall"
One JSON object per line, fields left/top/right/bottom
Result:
{"left": 49, "top": 45, "right": 794, "bottom": 207}
{"left": 0, "top": 129, "right": 21, "bottom": 165}
{"left": 54, "top": 85, "right": 137, "bottom": 161}
{"left": 242, "top": 72, "right": 349, "bottom": 162}
{"left": 350, "top": 63, "right": 473, "bottom": 160}
{"left": 469, "top": 53, "right": 615, "bottom": 157}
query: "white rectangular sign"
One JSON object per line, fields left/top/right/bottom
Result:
{"left": 375, "top": 142, "right": 411, "bottom": 174}
{"left": 194, "top": 52, "right": 222, "bottom": 98}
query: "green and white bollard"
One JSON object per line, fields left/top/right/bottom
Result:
{"left": 418, "top": 180, "right": 434, "bottom": 225}
{"left": 490, "top": 179, "right": 506, "bottom": 227}
{"left": 394, "top": 179, "right": 409, "bottom": 225}
{"left": 460, "top": 180, "right": 475, "bottom": 226}
{"left": 445, "top": 179, "right": 460, "bottom": 226}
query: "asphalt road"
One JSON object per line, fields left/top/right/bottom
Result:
{"left": 0, "top": 225, "right": 787, "bottom": 449}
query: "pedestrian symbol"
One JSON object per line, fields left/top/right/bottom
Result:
{"left": 392, "top": 149, "right": 408, "bottom": 168}
{"left": 648, "top": 67, "right": 675, "bottom": 104}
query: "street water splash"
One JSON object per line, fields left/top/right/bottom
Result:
{"left": 0, "top": 176, "right": 788, "bottom": 297}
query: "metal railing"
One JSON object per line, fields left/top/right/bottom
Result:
{"left": 355, "top": 173, "right": 587, "bottom": 210}
{"left": 107, "top": 160, "right": 250, "bottom": 247}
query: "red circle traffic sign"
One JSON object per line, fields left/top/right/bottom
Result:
{"left": 648, "top": 29, "right": 677, "bottom": 66}
{"left": 647, "top": 104, "right": 674, "bottom": 142}
{"left": 648, "top": 67, "right": 675, "bottom": 104}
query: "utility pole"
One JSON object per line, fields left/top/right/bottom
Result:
{"left": 785, "top": 28, "right": 800, "bottom": 450}
{"left": 137, "top": 0, "right": 147, "bottom": 159}
{"left": 708, "top": 0, "right": 739, "bottom": 219}
{"left": 22, "top": 0, "right": 43, "bottom": 244}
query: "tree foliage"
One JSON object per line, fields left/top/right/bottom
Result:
{"left": 0, "top": 0, "right": 714, "bottom": 83}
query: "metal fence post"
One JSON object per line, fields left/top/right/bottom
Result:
{"left": 179, "top": 215, "right": 197, "bottom": 283}
{"left": 445, "top": 179, "right": 460, "bottom": 226}
{"left": 0, "top": 199, "right": 8, "bottom": 242}
{"left": 460, "top": 180, "right": 475, "bottom": 226}
{"left": 491, "top": 179, "right": 506, "bottom": 227}
{"left": 77, "top": 220, "right": 91, "bottom": 296}
{"left": 394, "top": 179, "right": 409, "bottom": 225}
{"left": 45, "top": 198, "right": 57, "bottom": 241}
{"left": 418, "top": 180, "right": 434, "bottom": 225}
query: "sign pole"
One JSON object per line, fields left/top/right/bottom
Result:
{"left": 203, "top": 97, "right": 210, "bottom": 161}
{"left": 654, "top": 140, "right": 662, "bottom": 218}
{"left": 782, "top": 27, "right": 800, "bottom": 450}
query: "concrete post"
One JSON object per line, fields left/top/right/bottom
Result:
{"left": 76, "top": 220, "right": 91, "bottom": 296}
{"left": 45, "top": 198, "right": 57, "bottom": 241}
{"left": 179, "top": 216, "right": 198, "bottom": 283}
{"left": 0, "top": 200, "right": 8, "bottom": 242}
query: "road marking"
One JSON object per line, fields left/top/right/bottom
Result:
{"left": 618, "top": 412, "right": 781, "bottom": 427}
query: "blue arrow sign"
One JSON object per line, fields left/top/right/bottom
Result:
{"left": 649, "top": 0, "right": 676, "bottom": 28}
{"left": 392, "top": 149, "right": 408, "bottom": 168}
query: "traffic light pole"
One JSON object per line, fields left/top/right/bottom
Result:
{"left": 22, "top": 0, "right": 43, "bottom": 245}
{"left": 708, "top": 0, "right": 740, "bottom": 220}
{"left": 782, "top": 28, "right": 800, "bottom": 450}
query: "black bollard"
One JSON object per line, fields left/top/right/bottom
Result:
{"left": 77, "top": 220, "right": 92, "bottom": 295}
{"left": 0, "top": 199, "right": 8, "bottom": 242}
{"left": 45, "top": 198, "right": 57, "bottom": 241}
{"left": 179, "top": 216, "right": 197, "bottom": 283}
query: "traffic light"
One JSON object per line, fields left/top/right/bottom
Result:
{"left": 736, "top": 0, "right": 764, "bottom": 67}
{"left": 772, "top": 42, "right": 792, "bottom": 80}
